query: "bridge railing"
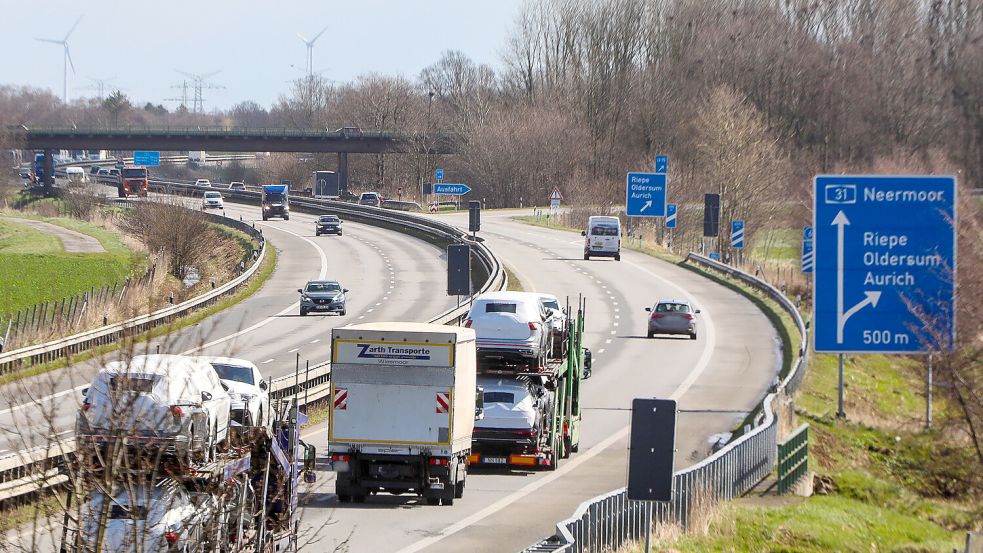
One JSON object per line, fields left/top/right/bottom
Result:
{"left": 521, "top": 252, "right": 809, "bottom": 553}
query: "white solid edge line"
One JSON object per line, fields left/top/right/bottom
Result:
{"left": 395, "top": 254, "right": 718, "bottom": 552}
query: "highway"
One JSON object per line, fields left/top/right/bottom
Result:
{"left": 2, "top": 189, "right": 780, "bottom": 553}
{"left": 0, "top": 197, "right": 458, "bottom": 457}
{"left": 293, "top": 210, "right": 780, "bottom": 552}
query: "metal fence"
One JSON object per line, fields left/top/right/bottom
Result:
{"left": 777, "top": 424, "right": 809, "bottom": 495}
{"left": 522, "top": 252, "right": 809, "bottom": 553}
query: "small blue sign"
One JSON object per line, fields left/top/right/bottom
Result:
{"left": 133, "top": 151, "right": 160, "bottom": 166}
{"left": 655, "top": 155, "right": 668, "bottom": 174}
{"left": 731, "top": 220, "right": 745, "bottom": 249}
{"left": 665, "top": 203, "right": 677, "bottom": 229}
{"left": 435, "top": 168, "right": 444, "bottom": 182}
{"left": 625, "top": 173, "right": 667, "bottom": 217}
{"left": 432, "top": 183, "right": 471, "bottom": 195}
{"left": 814, "top": 175, "right": 956, "bottom": 353}
{"left": 708, "top": 252, "right": 721, "bottom": 261}
{"left": 801, "top": 226, "right": 814, "bottom": 273}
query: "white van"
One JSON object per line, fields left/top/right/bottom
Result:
{"left": 583, "top": 215, "right": 622, "bottom": 261}
{"left": 65, "top": 166, "right": 86, "bottom": 187}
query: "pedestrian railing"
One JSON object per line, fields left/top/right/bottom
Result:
{"left": 777, "top": 423, "right": 809, "bottom": 495}
{"left": 521, "top": 252, "right": 809, "bottom": 553}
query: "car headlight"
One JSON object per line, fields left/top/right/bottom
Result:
{"left": 333, "top": 294, "right": 345, "bottom": 303}
{"left": 301, "top": 295, "right": 310, "bottom": 301}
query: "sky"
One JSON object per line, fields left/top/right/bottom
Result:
{"left": 0, "top": 0, "right": 525, "bottom": 110}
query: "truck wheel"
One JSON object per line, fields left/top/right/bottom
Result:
{"left": 337, "top": 494, "right": 351, "bottom": 503}
{"left": 546, "top": 450, "right": 558, "bottom": 471}
{"left": 647, "top": 331, "right": 654, "bottom": 338}
{"left": 572, "top": 441, "right": 580, "bottom": 453}
{"left": 583, "top": 253, "right": 590, "bottom": 261}
{"left": 352, "top": 495, "right": 366, "bottom": 503}
{"left": 262, "top": 215, "right": 268, "bottom": 221}
{"left": 562, "top": 436, "right": 572, "bottom": 459}
{"left": 425, "top": 497, "right": 440, "bottom": 506}
{"left": 615, "top": 254, "right": 621, "bottom": 261}
{"left": 454, "top": 479, "right": 465, "bottom": 499}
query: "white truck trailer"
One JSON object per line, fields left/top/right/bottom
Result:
{"left": 326, "top": 322, "right": 480, "bottom": 505}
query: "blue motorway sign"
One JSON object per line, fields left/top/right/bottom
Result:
{"left": 731, "top": 220, "right": 745, "bottom": 249}
{"left": 133, "top": 151, "right": 160, "bottom": 166}
{"left": 435, "top": 168, "right": 444, "bottom": 182}
{"left": 813, "top": 175, "right": 956, "bottom": 353}
{"left": 655, "top": 155, "right": 668, "bottom": 174}
{"left": 626, "top": 173, "right": 666, "bottom": 217}
{"left": 432, "top": 183, "right": 471, "bottom": 195}
{"left": 801, "top": 226, "right": 814, "bottom": 273}
{"left": 665, "top": 203, "right": 677, "bottom": 228}
{"left": 708, "top": 252, "right": 721, "bottom": 261}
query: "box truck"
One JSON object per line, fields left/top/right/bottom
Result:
{"left": 326, "top": 322, "right": 481, "bottom": 505}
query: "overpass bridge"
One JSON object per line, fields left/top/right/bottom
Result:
{"left": 15, "top": 126, "right": 460, "bottom": 194}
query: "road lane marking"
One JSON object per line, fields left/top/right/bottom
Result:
{"left": 597, "top": 348, "right": 606, "bottom": 354}
{"left": 310, "top": 339, "right": 320, "bottom": 344}
{"left": 261, "top": 359, "right": 274, "bottom": 364}
{"left": 288, "top": 348, "right": 299, "bottom": 353}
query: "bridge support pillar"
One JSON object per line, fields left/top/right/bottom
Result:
{"left": 43, "top": 148, "right": 54, "bottom": 197}
{"left": 337, "top": 152, "right": 349, "bottom": 196}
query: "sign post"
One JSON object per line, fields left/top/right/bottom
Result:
{"left": 627, "top": 398, "right": 676, "bottom": 552}
{"left": 813, "top": 175, "right": 957, "bottom": 419}
{"left": 549, "top": 187, "right": 562, "bottom": 215}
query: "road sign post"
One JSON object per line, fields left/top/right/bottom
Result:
{"left": 730, "top": 220, "right": 745, "bottom": 249}
{"left": 654, "top": 155, "right": 668, "bottom": 174}
{"left": 814, "top": 175, "right": 956, "bottom": 419}
{"left": 801, "top": 226, "right": 814, "bottom": 273}
{"left": 665, "top": 204, "right": 677, "bottom": 229}
{"left": 435, "top": 168, "right": 443, "bottom": 182}
{"left": 626, "top": 173, "right": 667, "bottom": 217}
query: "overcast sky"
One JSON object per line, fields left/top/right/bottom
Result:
{"left": 1, "top": 0, "right": 524, "bottom": 110}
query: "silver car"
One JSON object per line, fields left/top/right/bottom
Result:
{"left": 299, "top": 280, "right": 347, "bottom": 316}
{"left": 646, "top": 299, "right": 700, "bottom": 340}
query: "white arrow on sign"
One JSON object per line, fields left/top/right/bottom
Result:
{"left": 640, "top": 200, "right": 652, "bottom": 212}
{"left": 832, "top": 210, "right": 880, "bottom": 343}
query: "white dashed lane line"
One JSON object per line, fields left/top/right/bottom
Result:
{"left": 261, "top": 358, "right": 274, "bottom": 364}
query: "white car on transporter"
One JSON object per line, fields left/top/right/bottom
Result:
{"left": 465, "top": 291, "right": 554, "bottom": 371}
{"left": 201, "top": 356, "right": 270, "bottom": 427}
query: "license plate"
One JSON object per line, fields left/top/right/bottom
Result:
{"left": 593, "top": 240, "right": 603, "bottom": 247}
{"left": 484, "top": 457, "right": 507, "bottom": 465}
{"left": 315, "top": 305, "right": 330, "bottom": 310}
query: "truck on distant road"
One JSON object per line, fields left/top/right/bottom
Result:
{"left": 261, "top": 184, "right": 290, "bottom": 220}
{"left": 326, "top": 322, "right": 481, "bottom": 505}
{"left": 118, "top": 165, "right": 149, "bottom": 198}
{"left": 187, "top": 150, "right": 206, "bottom": 167}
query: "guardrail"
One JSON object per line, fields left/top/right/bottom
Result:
{"left": 0, "top": 180, "right": 506, "bottom": 507}
{"left": 522, "top": 252, "right": 809, "bottom": 553}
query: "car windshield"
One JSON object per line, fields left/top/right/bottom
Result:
{"left": 484, "top": 302, "right": 517, "bottom": 314}
{"left": 122, "top": 168, "right": 146, "bottom": 178}
{"left": 319, "top": 216, "right": 339, "bottom": 223}
{"left": 484, "top": 391, "right": 515, "bottom": 404}
{"left": 591, "top": 225, "right": 619, "bottom": 236}
{"left": 210, "top": 363, "right": 254, "bottom": 385}
{"left": 205, "top": 192, "right": 221, "bottom": 198}
{"left": 362, "top": 194, "right": 378, "bottom": 200}
{"left": 306, "top": 282, "right": 341, "bottom": 293}
{"left": 542, "top": 299, "right": 560, "bottom": 310}
{"left": 656, "top": 303, "right": 690, "bottom": 313}
{"left": 108, "top": 376, "right": 157, "bottom": 393}
{"left": 266, "top": 192, "right": 285, "bottom": 202}
{"left": 109, "top": 505, "right": 149, "bottom": 520}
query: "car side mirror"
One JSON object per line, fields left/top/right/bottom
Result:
{"left": 343, "top": 289, "right": 349, "bottom": 293}
{"left": 581, "top": 231, "right": 586, "bottom": 236}
{"left": 695, "top": 309, "right": 701, "bottom": 314}
{"left": 259, "top": 380, "right": 268, "bottom": 391}
{"left": 297, "top": 288, "right": 303, "bottom": 293}
{"left": 474, "top": 386, "right": 484, "bottom": 421}
{"left": 201, "top": 391, "right": 212, "bottom": 402}
{"left": 644, "top": 307, "right": 651, "bottom": 312}
{"left": 81, "top": 387, "right": 89, "bottom": 397}
{"left": 220, "top": 382, "right": 229, "bottom": 392}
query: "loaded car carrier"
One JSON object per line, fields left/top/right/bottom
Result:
{"left": 61, "top": 398, "right": 316, "bottom": 553}
{"left": 469, "top": 297, "right": 589, "bottom": 470}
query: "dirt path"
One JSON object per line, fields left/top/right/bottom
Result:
{"left": 0, "top": 217, "right": 106, "bottom": 253}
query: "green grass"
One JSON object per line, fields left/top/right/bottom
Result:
{"left": 749, "top": 227, "right": 800, "bottom": 265}
{"left": 0, "top": 215, "right": 145, "bottom": 315}
{"left": 648, "top": 495, "right": 959, "bottom": 552}
{"left": 504, "top": 264, "right": 524, "bottom": 292}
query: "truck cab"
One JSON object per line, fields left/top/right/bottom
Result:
{"left": 119, "top": 165, "right": 149, "bottom": 198}
{"left": 262, "top": 184, "right": 290, "bottom": 220}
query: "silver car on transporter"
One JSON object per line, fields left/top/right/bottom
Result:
{"left": 645, "top": 299, "right": 701, "bottom": 340}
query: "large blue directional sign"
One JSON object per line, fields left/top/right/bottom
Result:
{"left": 730, "top": 220, "right": 745, "bottom": 249}
{"left": 626, "top": 173, "right": 666, "bottom": 217}
{"left": 655, "top": 155, "right": 668, "bottom": 174}
{"left": 432, "top": 183, "right": 471, "bottom": 195}
{"left": 133, "top": 151, "right": 160, "bottom": 166}
{"left": 801, "top": 226, "right": 814, "bottom": 273}
{"left": 665, "top": 203, "right": 677, "bottom": 228}
{"left": 814, "top": 175, "right": 956, "bottom": 353}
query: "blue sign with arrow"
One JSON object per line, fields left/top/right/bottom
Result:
{"left": 801, "top": 226, "right": 814, "bottom": 273}
{"left": 730, "top": 220, "right": 745, "bottom": 249}
{"left": 133, "top": 151, "right": 160, "bottom": 166}
{"left": 435, "top": 168, "right": 444, "bottom": 182}
{"left": 625, "top": 172, "right": 666, "bottom": 217}
{"left": 432, "top": 183, "right": 471, "bottom": 195}
{"left": 813, "top": 175, "right": 956, "bottom": 353}
{"left": 655, "top": 155, "right": 668, "bottom": 174}
{"left": 665, "top": 203, "right": 677, "bottom": 228}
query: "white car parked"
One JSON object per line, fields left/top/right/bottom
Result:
{"left": 76, "top": 479, "right": 217, "bottom": 552}
{"left": 201, "top": 191, "right": 224, "bottom": 210}
{"left": 201, "top": 356, "right": 270, "bottom": 427}
{"left": 77, "top": 354, "right": 232, "bottom": 463}
{"left": 465, "top": 291, "right": 553, "bottom": 370}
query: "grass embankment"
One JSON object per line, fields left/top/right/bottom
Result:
{"left": 0, "top": 214, "right": 144, "bottom": 314}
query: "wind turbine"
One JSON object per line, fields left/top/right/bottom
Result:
{"left": 36, "top": 16, "right": 83, "bottom": 103}
{"left": 297, "top": 25, "right": 329, "bottom": 76}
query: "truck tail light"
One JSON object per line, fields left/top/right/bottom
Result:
{"left": 330, "top": 454, "right": 350, "bottom": 462}
{"left": 164, "top": 531, "right": 179, "bottom": 544}
{"left": 464, "top": 319, "right": 472, "bottom": 328}
{"left": 170, "top": 405, "right": 184, "bottom": 417}
{"left": 428, "top": 457, "right": 449, "bottom": 466}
